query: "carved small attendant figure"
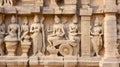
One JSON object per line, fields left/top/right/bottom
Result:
{"left": 30, "top": 15, "right": 45, "bottom": 56}
{"left": 21, "top": 17, "right": 30, "bottom": 42}
{"left": 68, "top": 16, "right": 81, "bottom": 56}
{"left": 91, "top": 17, "right": 103, "bottom": 57}
{"left": 47, "top": 15, "right": 65, "bottom": 46}
{"left": 5, "top": 16, "right": 20, "bottom": 41}
{"left": 21, "top": 17, "right": 31, "bottom": 56}
{"left": 0, "top": 15, "right": 5, "bottom": 55}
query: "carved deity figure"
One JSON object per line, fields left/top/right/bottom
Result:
{"left": 30, "top": 15, "right": 45, "bottom": 56}
{"left": 0, "top": 15, "right": 5, "bottom": 55}
{"left": 47, "top": 15, "right": 65, "bottom": 46}
{"left": 5, "top": 16, "right": 20, "bottom": 41}
{"left": 21, "top": 17, "right": 30, "bottom": 42}
{"left": 90, "top": 17, "right": 103, "bottom": 57}
{"left": 68, "top": 16, "right": 80, "bottom": 56}
{"left": 4, "top": 16, "right": 20, "bottom": 56}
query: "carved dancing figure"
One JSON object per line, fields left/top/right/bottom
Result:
{"left": 30, "top": 15, "right": 45, "bottom": 56}
{"left": 90, "top": 17, "right": 103, "bottom": 57}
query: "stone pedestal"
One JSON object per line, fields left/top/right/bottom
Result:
{"left": 5, "top": 56, "right": 28, "bottom": 67}
{"left": 78, "top": 57, "right": 101, "bottom": 67}
{"left": 64, "top": 56, "right": 77, "bottom": 67}
{"left": 38, "top": 56, "right": 44, "bottom": 67}
{"left": 99, "top": 58, "right": 119, "bottom": 67}
{"left": 21, "top": 42, "right": 31, "bottom": 57}
{"left": 29, "top": 56, "right": 39, "bottom": 67}
{"left": 44, "top": 56, "right": 63, "bottom": 67}
{"left": 0, "top": 56, "right": 6, "bottom": 67}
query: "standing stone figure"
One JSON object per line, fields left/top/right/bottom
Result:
{"left": 47, "top": 15, "right": 65, "bottom": 46}
{"left": 90, "top": 17, "right": 103, "bottom": 57}
{"left": 0, "top": 15, "right": 5, "bottom": 55}
{"left": 30, "top": 15, "right": 45, "bottom": 56}
{"left": 68, "top": 16, "right": 80, "bottom": 56}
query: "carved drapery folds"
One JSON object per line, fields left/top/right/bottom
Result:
{"left": 90, "top": 17, "right": 104, "bottom": 57}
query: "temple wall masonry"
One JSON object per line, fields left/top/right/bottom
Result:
{"left": 0, "top": 0, "right": 120, "bottom": 67}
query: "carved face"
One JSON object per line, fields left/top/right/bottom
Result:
{"left": 23, "top": 17, "right": 28, "bottom": 25}
{"left": 34, "top": 15, "right": 39, "bottom": 23}
{"left": 11, "top": 16, "right": 16, "bottom": 24}
{"left": 54, "top": 16, "right": 61, "bottom": 24}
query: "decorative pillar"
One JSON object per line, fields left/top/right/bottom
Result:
{"left": 79, "top": 0, "right": 92, "bottom": 57}
{"left": 81, "top": 16, "right": 91, "bottom": 57}
{"left": 99, "top": 0, "right": 119, "bottom": 67}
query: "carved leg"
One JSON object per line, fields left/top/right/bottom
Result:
{"left": 33, "top": 39, "right": 38, "bottom": 56}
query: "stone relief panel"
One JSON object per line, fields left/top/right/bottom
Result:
{"left": 90, "top": 15, "right": 104, "bottom": 57}
{"left": 0, "top": 14, "right": 107, "bottom": 58}
{"left": 47, "top": 15, "right": 81, "bottom": 56}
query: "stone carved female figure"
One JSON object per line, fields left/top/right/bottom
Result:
{"left": 68, "top": 16, "right": 80, "bottom": 56}
{"left": 91, "top": 17, "right": 103, "bottom": 57}
{"left": 4, "top": 16, "right": 20, "bottom": 56}
{"left": 30, "top": 15, "right": 45, "bottom": 56}
{"left": 0, "top": 15, "right": 5, "bottom": 55}
{"left": 47, "top": 15, "right": 65, "bottom": 46}
{"left": 5, "top": 16, "right": 20, "bottom": 41}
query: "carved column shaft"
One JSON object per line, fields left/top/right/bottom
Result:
{"left": 99, "top": 0, "right": 119, "bottom": 67}
{"left": 104, "top": 13, "right": 117, "bottom": 58}
{"left": 81, "top": 16, "right": 91, "bottom": 57}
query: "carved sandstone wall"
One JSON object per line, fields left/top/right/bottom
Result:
{"left": 0, "top": 0, "right": 119, "bottom": 67}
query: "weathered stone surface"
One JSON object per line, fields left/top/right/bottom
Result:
{"left": 0, "top": 0, "right": 119, "bottom": 67}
